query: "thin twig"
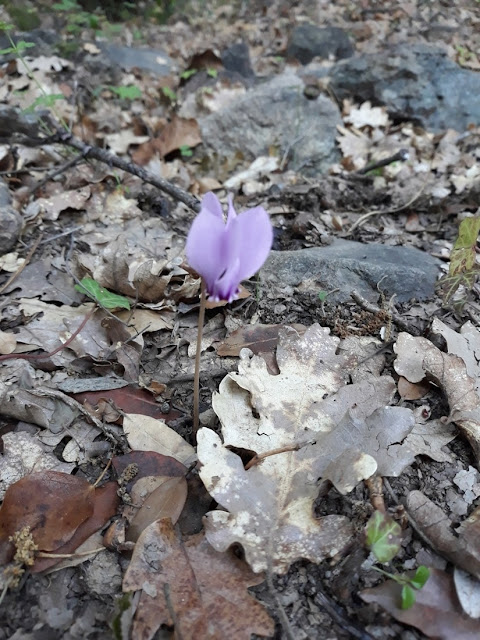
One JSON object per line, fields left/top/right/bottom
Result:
{"left": 347, "top": 180, "right": 427, "bottom": 235}
{"left": 350, "top": 289, "right": 422, "bottom": 336}
{"left": 355, "top": 148, "right": 409, "bottom": 176}
{"left": 193, "top": 280, "right": 206, "bottom": 438}
{"left": 28, "top": 152, "right": 85, "bottom": 196}
{"left": 51, "top": 121, "right": 200, "bottom": 211}
{"left": 245, "top": 439, "right": 314, "bottom": 470}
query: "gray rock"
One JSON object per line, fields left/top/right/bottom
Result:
{"left": 287, "top": 24, "right": 354, "bottom": 65}
{"left": 329, "top": 43, "right": 480, "bottom": 132}
{"left": 98, "top": 43, "right": 173, "bottom": 76}
{"left": 0, "top": 179, "right": 21, "bottom": 255}
{"left": 260, "top": 240, "right": 441, "bottom": 303}
{"left": 221, "top": 41, "right": 254, "bottom": 77}
{"left": 0, "top": 29, "right": 58, "bottom": 63}
{"left": 84, "top": 551, "right": 122, "bottom": 595}
{"left": 200, "top": 72, "right": 341, "bottom": 175}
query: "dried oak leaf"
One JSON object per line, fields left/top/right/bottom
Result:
{"left": 361, "top": 568, "right": 480, "bottom": 639}
{"left": 123, "top": 519, "right": 274, "bottom": 640}
{"left": 394, "top": 319, "right": 480, "bottom": 459}
{"left": 198, "top": 324, "right": 416, "bottom": 573}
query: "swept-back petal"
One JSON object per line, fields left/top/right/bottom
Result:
{"left": 185, "top": 209, "right": 228, "bottom": 292}
{"left": 201, "top": 191, "right": 224, "bottom": 219}
{"left": 231, "top": 206, "right": 273, "bottom": 282}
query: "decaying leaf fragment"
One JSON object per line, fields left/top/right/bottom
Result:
{"left": 361, "top": 568, "right": 480, "bottom": 639}
{"left": 122, "top": 519, "right": 274, "bottom": 640}
{"left": 198, "top": 324, "right": 417, "bottom": 573}
{"left": 394, "top": 319, "right": 480, "bottom": 459}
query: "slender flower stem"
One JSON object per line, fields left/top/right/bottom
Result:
{"left": 193, "top": 279, "right": 206, "bottom": 438}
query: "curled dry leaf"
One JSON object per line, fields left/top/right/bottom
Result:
{"left": 122, "top": 519, "right": 274, "bottom": 640}
{"left": 406, "top": 490, "right": 480, "bottom": 580}
{"left": 361, "top": 568, "right": 480, "bottom": 640}
{"left": 394, "top": 319, "right": 480, "bottom": 459}
{"left": 198, "top": 324, "right": 417, "bottom": 573}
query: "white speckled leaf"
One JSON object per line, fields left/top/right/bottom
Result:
{"left": 198, "top": 324, "right": 416, "bottom": 574}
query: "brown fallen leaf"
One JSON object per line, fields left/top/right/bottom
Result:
{"left": 217, "top": 322, "right": 307, "bottom": 373}
{"left": 152, "top": 114, "right": 202, "bottom": 157}
{"left": 71, "top": 387, "right": 181, "bottom": 423}
{"left": 112, "top": 450, "right": 187, "bottom": 487}
{"left": 407, "top": 490, "right": 480, "bottom": 580}
{"left": 123, "top": 519, "right": 274, "bottom": 640}
{"left": 394, "top": 322, "right": 480, "bottom": 459}
{"left": 361, "top": 568, "right": 480, "bottom": 639}
{"left": 126, "top": 476, "right": 188, "bottom": 542}
{"left": 31, "top": 481, "right": 119, "bottom": 573}
{"left": 0, "top": 471, "right": 94, "bottom": 565}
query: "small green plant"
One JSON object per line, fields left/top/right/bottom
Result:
{"left": 366, "top": 510, "right": 430, "bottom": 609}
{"left": 179, "top": 144, "right": 193, "bottom": 158}
{"left": 109, "top": 85, "right": 142, "bottom": 100}
{"left": 74, "top": 277, "right": 130, "bottom": 310}
{"left": 206, "top": 67, "right": 218, "bottom": 78}
{"left": 438, "top": 216, "right": 480, "bottom": 309}
{"left": 161, "top": 86, "right": 177, "bottom": 102}
{"left": 317, "top": 290, "right": 328, "bottom": 303}
{"left": 180, "top": 69, "right": 197, "bottom": 80}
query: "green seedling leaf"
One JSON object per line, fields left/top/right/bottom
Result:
{"left": 24, "top": 94, "right": 65, "bottom": 113}
{"left": 439, "top": 216, "right": 480, "bottom": 305}
{"left": 109, "top": 85, "right": 142, "bottom": 100}
{"left": 401, "top": 584, "right": 416, "bottom": 610}
{"left": 317, "top": 290, "right": 328, "bottom": 302}
{"left": 409, "top": 565, "right": 430, "bottom": 590}
{"left": 179, "top": 145, "right": 193, "bottom": 157}
{"left": 365, "top": 510, "right": 402, "bottom": 564}
{"left": 74, "top": 278, "right": 130, "bottom": 310}
{"left": 180, "top": 69, "right": 197, "bottom": 80}
{"left": 207, "top": 68, "right": 218, "bottom": 78}
{"left": 162, "top": 87, "right": 176, "bottom": 102}
{"left": 0, "top": 22, "right": 14, "bottom": 31}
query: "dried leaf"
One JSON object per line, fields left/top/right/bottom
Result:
{"left": 153, "top": 115, "right": 202, "bottom": 157}
{"left": 31, "top": 481, "right": 119, "bottom": 573}
{"left": 0, "top": 431, "right": 75, "bottom": 500}
{"left": 72, "top": 386, "right": 180, "bottom": 422}
{"left": 0, "top": 471, "right": 94, "bottom": 565}
{"left": 361, "top": 568, "right": 480, "bottom": 639}
{"left": 123, "top": 520, "right": 274, "bottom": 640}
{"left": 127, "top": 476, "right": 188, "bottom": 542}
{"left": 394, "top": 323, "right": 480, "bottom": 459}
{"left": 199, "top": 325, "right": 417, "bottom": 573}
{"left": 406, "top": 491, "right": 480, "bottom": 579}
{"left": 123, "top": 413, "right": 197, "bottom": 466}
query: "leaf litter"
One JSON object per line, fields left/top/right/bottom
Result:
{"left": 2, "top": 1, "right": 480, "bottom": 638}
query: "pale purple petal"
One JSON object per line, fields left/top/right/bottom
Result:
{"left": 185, "top": 192, "right": 273, "bottom": 302}
{"left": 230, "top": 206, "right": 273, "bottom": 282}
{"left": 201, "top": 191, "right": 224, "bottom": 219}
{"left": 185, "top": 208, "right": 228, "bottom": 293}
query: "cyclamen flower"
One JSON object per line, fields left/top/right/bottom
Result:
{"left": 186, "top": 192, "right": 273, "bottom": 302}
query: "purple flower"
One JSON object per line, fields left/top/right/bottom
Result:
{"left": 186, "top": 192, "right": 273, "bottom": 302}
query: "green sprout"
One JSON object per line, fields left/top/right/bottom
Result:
{"left": 162, "top": 86, "right": 177, "bottom": 102}
{"left": 206, "top": 68, "right": 218, "bottom": 78}
{"left": 74, "top": 277, "right": 130, "bottom": 310}
{"left": 109, "top": 85, "right": 143, "bottom": 100}
{"left": 180, "top": 69, "right": 197, "bottom": 80}
{"left": 179, "top": 145, "right": 193, "bottom": 157}
{"left": 366, "top": 510, "right": 430, "bottom": 609}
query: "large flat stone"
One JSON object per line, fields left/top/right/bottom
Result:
{"left": 260, "top": 240, "right": 441, "bottom": 303}
{"left": 199, "top": 72, "right": 341, "bottom": 176}
{"left": 329, "top": 43, "right": 480, "bottom": 132}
